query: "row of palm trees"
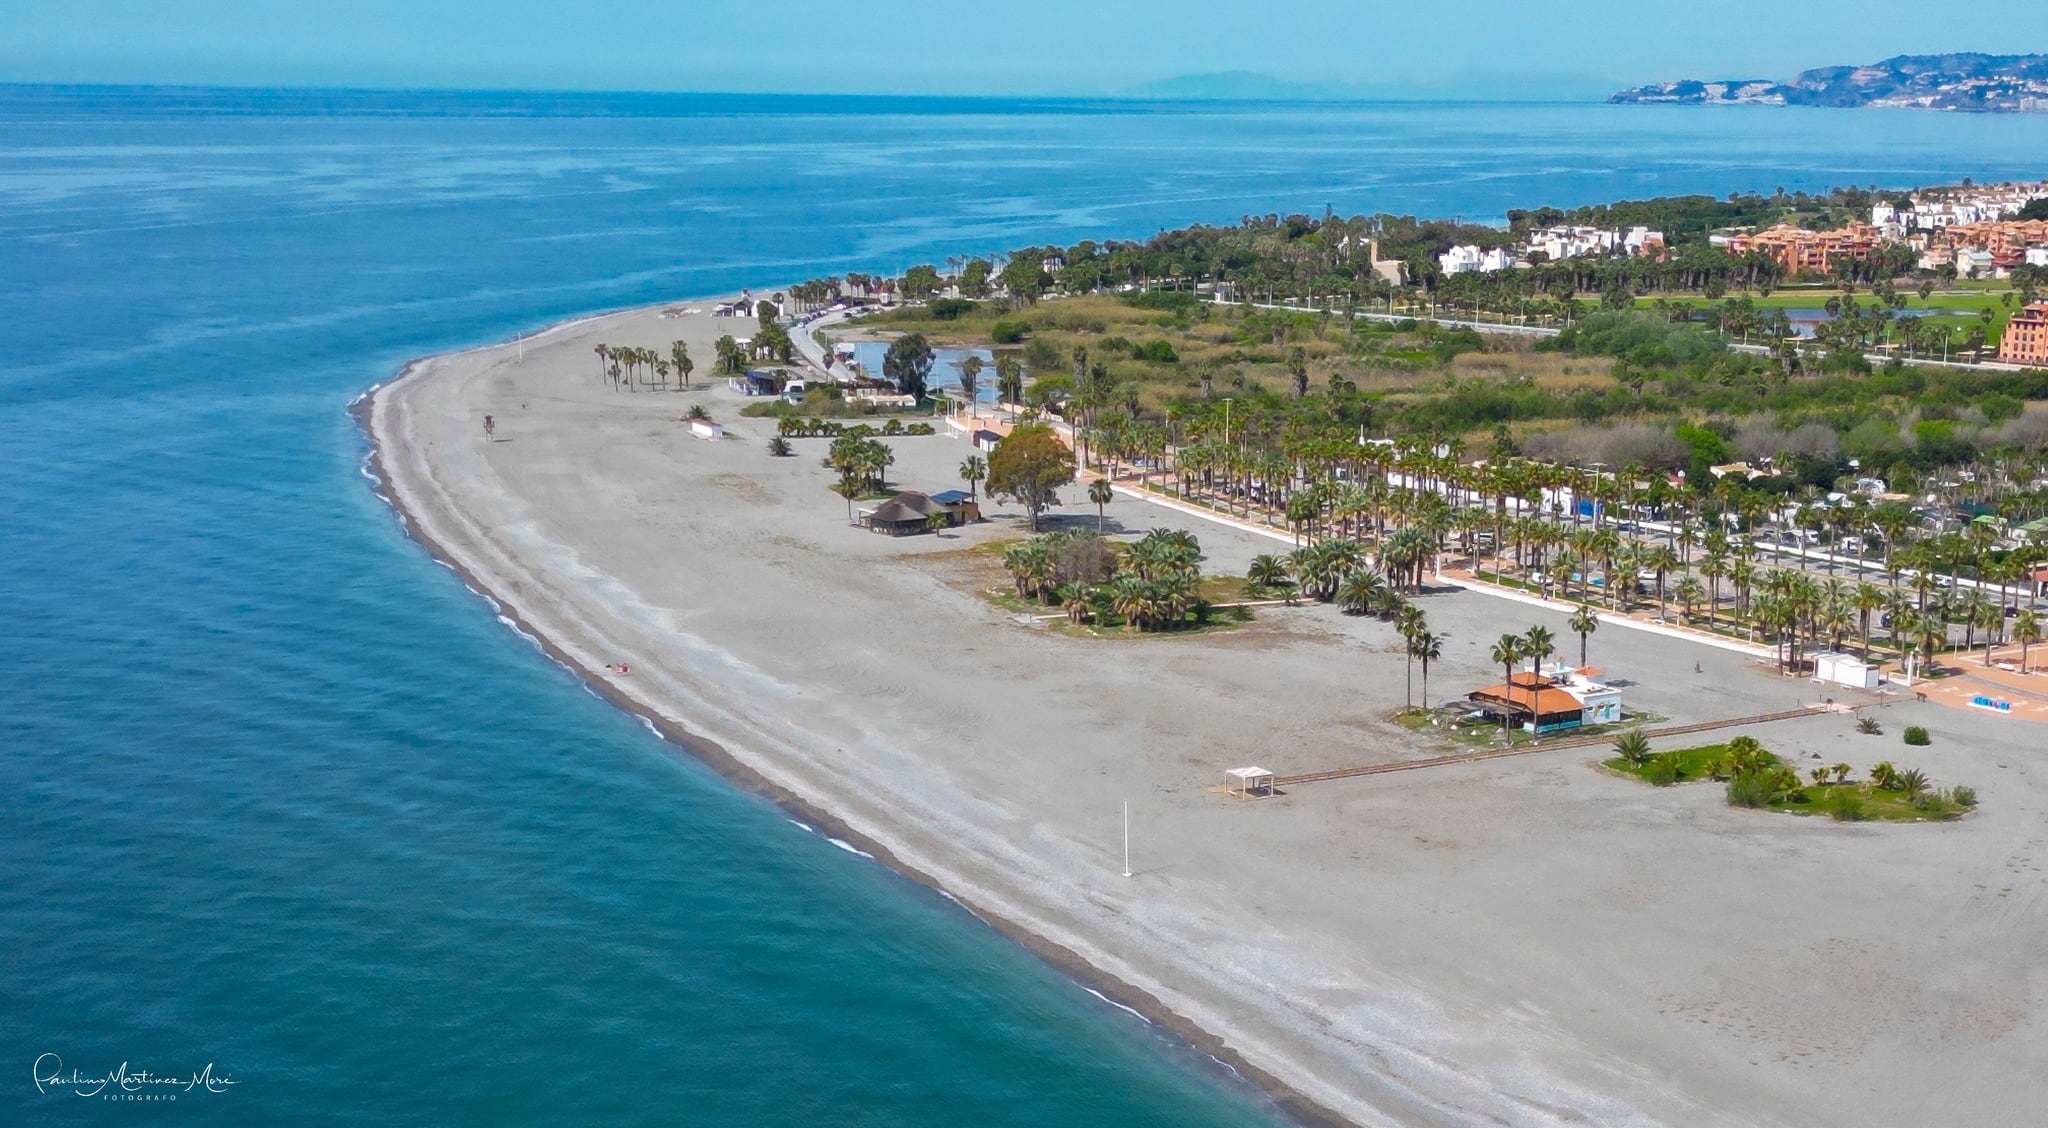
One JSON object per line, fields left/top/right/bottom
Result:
{"left": 592, "top": 341, "right": 695, "bottom": 392}
{"left": 1076, "top": 407, "right": 2048, "bottom": 673}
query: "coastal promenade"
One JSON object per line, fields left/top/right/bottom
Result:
{"left": 369, "top": 296, "right": 2048, "bottom": 1128}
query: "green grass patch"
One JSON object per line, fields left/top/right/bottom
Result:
{"left": 1602, "top": 741, "right": 1769, "bottom": 785}
{"left": 1771, "top": 782, "right": 1963, "bottom": 822}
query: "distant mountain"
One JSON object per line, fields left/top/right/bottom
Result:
{"left": 1123, "top": 70, "right": 1616, "bottom": 103}
{"left": 1121, "top": 72, "right": 1355, "bottom": 101}
{"left": 1611, "top": 53, "right": 2048, "bottom": 112}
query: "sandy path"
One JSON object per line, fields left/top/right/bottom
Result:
{"left": 365, "top": 298, "right": 2048, "bottom": 1128}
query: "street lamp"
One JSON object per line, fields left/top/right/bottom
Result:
{"left": 1222, "top": 397, "right": 1234, "bottom": 446}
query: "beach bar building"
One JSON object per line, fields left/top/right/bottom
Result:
{"left": 1467, "top": 672, "right": 1587, "bottom": 733}
{"left": 857, "top": 490, "right": 978, "bottom": 536}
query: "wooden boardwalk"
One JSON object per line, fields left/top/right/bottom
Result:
{"left": 1271, "top": 705, "right": 1849, "bottom": 788}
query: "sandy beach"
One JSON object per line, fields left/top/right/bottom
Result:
{"left": 364, "top": 297, "right": 2048, "bottom": 1127}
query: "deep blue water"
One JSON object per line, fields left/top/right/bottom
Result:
{"left": 6, "top": 85, "right": 2048, "bottom": 1125}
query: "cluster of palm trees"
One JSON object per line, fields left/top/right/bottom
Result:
{"left": 1001, "top": 529, "right": 1207, "bottom": 632}
{"left": 1242, "top": 529, "right": 1438, "bottom": 611}
{"left": 593, "top": 341, "right": 695, "bottom": 392}
{"left": 825, "top": 434, "right": 894, "bottom": 513}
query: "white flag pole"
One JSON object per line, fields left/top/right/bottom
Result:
{"left": 1122, "top": 801, "right": 1132, "bottom": 879}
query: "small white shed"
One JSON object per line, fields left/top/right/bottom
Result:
{"left": 1812, "top": 651, "right": 1878, "bottom": 690}
{"left": 690, "top": 419, "right": 726, "bottom": 440}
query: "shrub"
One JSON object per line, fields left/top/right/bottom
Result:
{"left": 1118, "top": 289, "right": 1200, "bottom": 315}
{"left": 990, "top": 318, "right": 1029, "bottom": 344}
{"left": 1644, "top": 754, "right": 1682, "bottom": 787}
{"left": 1726, "top": 771, "right": 1776, "bottom": 809}
{"left": 766, "top": 435, "right": 793, "bottom": 457}
{"left": 1951, "top": 785, "right": 1978, "bottom": 809}
{"left": 1856, "top": 717, "right": 1882, "bottom": 735}
{"left": 1134, "top": 339, "right": 1180, "bottom": 363}
{"left": 1909, "top": 791, "right": 1954, "bottom": 816}
{"left": 686, "top": 404, "right": 711, "bottom": 421}
{"left": 927, "top": 298, "right": 977, "bottom": 321}
{"left": 1903, "top": 726, "right": 1931, "bottom": 747}
{"left": 1824, "top": 787, "right": 1867, "bottom": 822}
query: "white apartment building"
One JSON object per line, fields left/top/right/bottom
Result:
{"left": 1438, "top": 245, "right": 1517, "bottom": 275}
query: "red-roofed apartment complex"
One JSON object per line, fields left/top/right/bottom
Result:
{"left": 2000, "top": 302, "right": 2048, "bottom": 367}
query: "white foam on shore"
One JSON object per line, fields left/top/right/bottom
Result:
{"left": 935, "top": 887, "right": 991, "bottom": 926}
{"left": 1084, "top": 986, "right": 1154, "bottom": 1026}
{"left": 787, "top": 819, "right": 815, "bottom": 834}
{"left": 637, "top": 715, "right": 663, "bottom": 739}
{"left": 493, "top": 613, "right": 544, "bottom": 651}
{"left": 827, "top": 838, "right": 874, "bottom": 859}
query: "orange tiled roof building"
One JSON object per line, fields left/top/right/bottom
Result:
{"left": 1722, "top": 224, "right": 1880, "bottom": 276}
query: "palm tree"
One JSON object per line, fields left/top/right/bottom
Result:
{"left": 958, "top": 354, "right": 984, "bottom": 406}
{"left": 995, "top": 355, "right": 1025, "bottom": 410}
{"left": 1088, "top": 477, "right": 1114, "bottom": 532}
{"left": 1490, "top": 634, "right": 1525, "bottom": 732}
{"left": 671, "top": 340, "right": 694, "bottom": 389}
{"left": 831, "top": 474, "right": 862, "bottom": 523}
{"left": 1699, "top": 550, "right": 1729, "bottom": 628}
{"left": 1336, "top": 566, "right": 1389, "bottom": 616}
{"left": 1522, "top": 625, "right": 1557, "bottom": 679}
{"left": 959, "top": 454, "right": 987, "bottom": 501}
{"left": 1644, "top": 544, "right": 1680, "bottom": 619}
{"left": 1569, "top": 603, "right": 1599, "bottom": 667}
{"left": 1974, "top": 596, "right": 2004, "bottom": 666}
{"left": 1673, "top": 575, "right": 1704, "bottom": 624}
{"left": 2016, "top": 608, "right": 2041, "bottom": 672}
{"left": 1397, "top": 604, "right": 1427, "bottom": 711}
{"left": 1410, "top": 630, "right": 1444, "bottom": 714}
{"left": 1246, "top": 553, "right": 1290, "bottom": 596}
{"left": 1851, "top": 582, "right": 1886, "bottom": 659}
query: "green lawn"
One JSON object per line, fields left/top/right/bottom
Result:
{"left": 1637, "top": 286, "right": 2024, "bottom": 335}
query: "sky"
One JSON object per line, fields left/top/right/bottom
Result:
{"left": 6, "top": 1, "right": 2047, "bottom": 97}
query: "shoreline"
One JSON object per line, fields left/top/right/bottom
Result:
{"left": 355, "top": 293, "right": 2048, "bottom": 1128}
{"left": 352, "top": 313, "right": 1352, "bottom": 1128}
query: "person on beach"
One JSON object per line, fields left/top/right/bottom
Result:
{"left": 483, "top": 414, "right": 495, "bottom": 441}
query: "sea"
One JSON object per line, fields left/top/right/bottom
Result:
{"left": 6, "top": 85, "right": 2047, "bottom": 1125}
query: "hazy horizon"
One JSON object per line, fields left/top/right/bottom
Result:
{"left": 8, "top": 1, "right": 2047, "bottom": 99}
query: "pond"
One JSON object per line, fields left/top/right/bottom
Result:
{"left": 848, "top": 340, "right": 1001, "bottom": 404}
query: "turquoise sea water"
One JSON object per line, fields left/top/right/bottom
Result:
{"left": 7, "top": 85, "right": 2048, "bottom": 1124}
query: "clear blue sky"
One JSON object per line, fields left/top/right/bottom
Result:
{"left": 6, "top": 0, "right": 2046, "bottom": 96}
